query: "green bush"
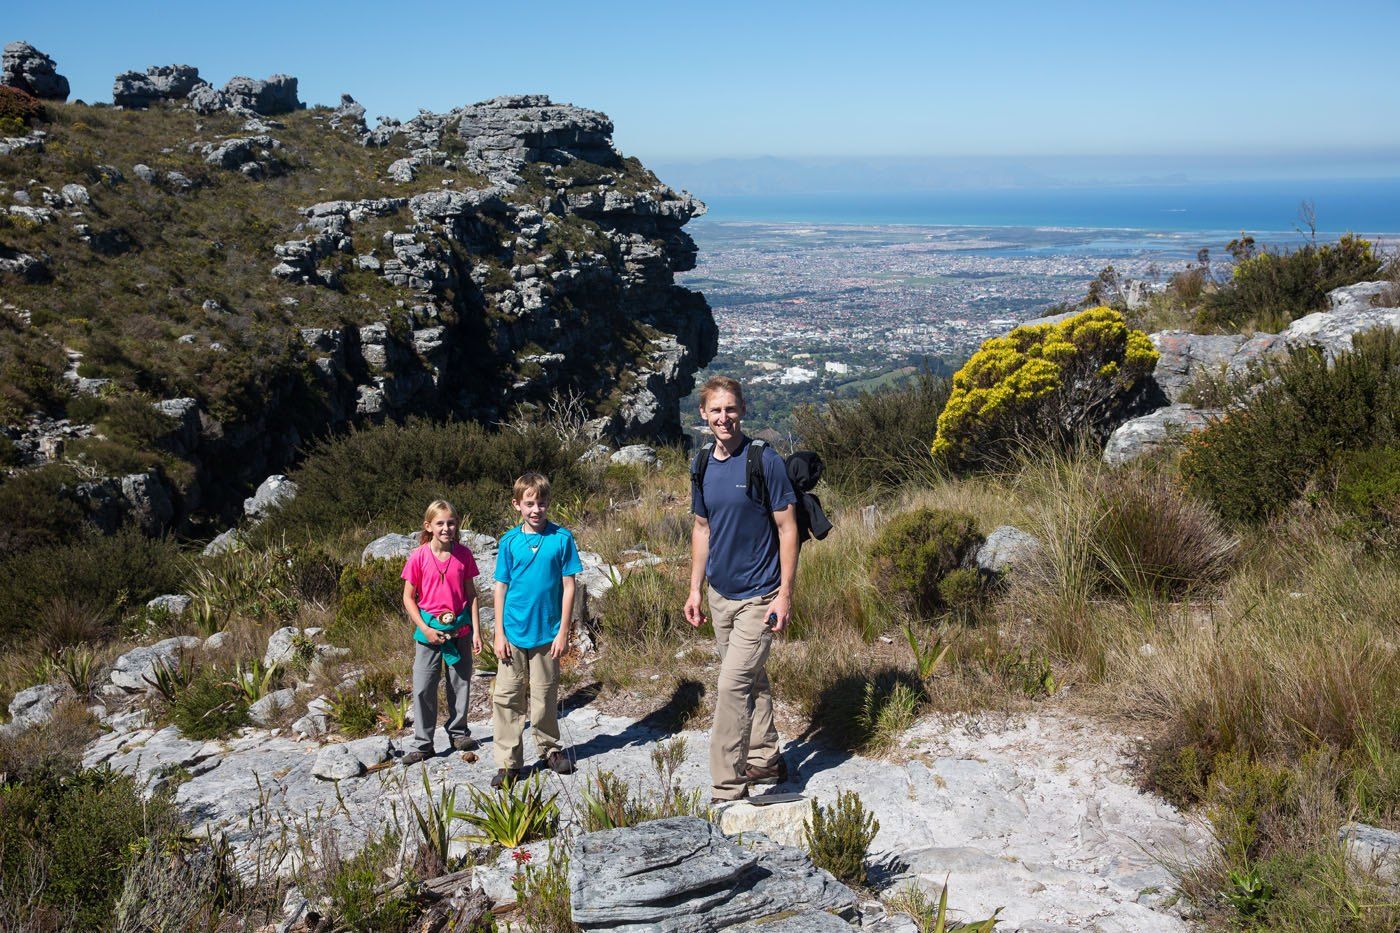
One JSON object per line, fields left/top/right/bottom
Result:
{"left": 310, "top": 830, "right": 416, "bottom": 933}
{"left": 260, "top": 418, "right": 591, "bottom": 545}
{"left": 936, "top": 566, "right": 983, "bottom": 615}
{"left": 170, "top": 669, "right": 250, "bottom": 740}
{"left": 869, "top": 507, "right": 982, "bottom": 615}
{"left": 793, "top": 370, "right": 950, "bottom": 493}
{"left": 332, "top": 557, "right": 408, "bottom": 635}
{"left": 0, "top": 463, "right": 86, "bottom": 554}
{"left": 0, "top": 767, "right": 187, "bottom": 930}
{"left": 804, "top": 789, "right": 879, "bottom": 887}
{"left": 1181, "top": 329, "right": 1400, "bottom": 524}
{"left": 0, "top": 525, "right": 185, "bottom": 646}
{"left": 328, "top": 683, "right": 383, "bottom": 738}
{"left": 1197, "top": 235, "right": 1383, "bottom": 333}
{"left": 1332, "top": 446, "right": 1400, "bottom": 535}
{"left": 932, "top": 307, "right": 1159, "bottom": 471}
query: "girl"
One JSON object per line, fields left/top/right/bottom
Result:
{"left": 400, "top": 499, "right": 483, "bottom": 765}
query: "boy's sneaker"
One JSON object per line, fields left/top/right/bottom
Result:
{"left": 745, "top": 757, "right": 789, "bottom": 785}
{"left": 451, "top": 735, "right": 478, "bottom": 752}
{"left": 541, "top": 750, "right": 576, "bottom": 775}
{"left": 490, "top": 768, "right": 521, "bottom": 789}
{"left": 401, "top": 749, "right": 433, "bottom": 766}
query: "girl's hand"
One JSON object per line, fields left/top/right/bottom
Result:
{"left": 472, "top": 630, "right": 483, "bottom": 656}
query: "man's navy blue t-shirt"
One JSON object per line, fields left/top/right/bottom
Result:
{"left": 692, "top": 440, "right": 797, "bottom": 600}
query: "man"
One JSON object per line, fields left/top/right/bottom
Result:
{"left": 684, "top": 375, "right": 799, "bottom": 803}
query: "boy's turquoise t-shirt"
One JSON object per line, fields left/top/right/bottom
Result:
{"left": 495, "top": 522, "right": 584, "bottom": 650}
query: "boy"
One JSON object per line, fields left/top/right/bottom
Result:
{"left": 491, "top": 472, "right": 583, "bottom": 786}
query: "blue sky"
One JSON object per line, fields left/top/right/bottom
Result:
{"left": 9, "top": 0, "right": 1400, "bottom": 167}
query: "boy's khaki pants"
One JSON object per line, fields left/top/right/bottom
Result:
{"left": 708, "top": 586, "right": 781, "bottom": 800}
{"left": 492, "top": 644, "right": 561, "bottom": 769}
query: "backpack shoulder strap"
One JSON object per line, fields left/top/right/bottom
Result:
{"left": 746, "top": 439, "right": 772, "bottom": 513}
{"left": 690, "top": 442, "right": 715, "bottom": 511}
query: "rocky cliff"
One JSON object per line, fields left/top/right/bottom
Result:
{"left": 0, "top": 44, "right": 716, "bottom": 533}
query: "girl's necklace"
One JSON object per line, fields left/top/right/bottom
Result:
{"left": 430, "top": 547, "right": 452, "bottom": 582}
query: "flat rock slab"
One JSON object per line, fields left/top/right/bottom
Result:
{"left": 86, "top": 703, "right": 1200, "bottom": 930}
{"left": 717, "top": 797, "right": 809, "bottom": 848}
{"left": 570, "top": 817, "right": 857, "bottom": 931}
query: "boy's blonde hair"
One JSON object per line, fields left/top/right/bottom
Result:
{"left": 699, "top": 375, "right": 745, "bottom": 409}
{"left": 513, "top": 472, "right": 551, "bottom": 502}
{"left": 418, "top": 499, "right": 458, "bottom": 545}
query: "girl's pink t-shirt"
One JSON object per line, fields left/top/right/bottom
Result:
{"left": 401, "top": 542, "right": 479, "bottom": 632}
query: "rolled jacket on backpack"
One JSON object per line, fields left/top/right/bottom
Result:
{"left": 416, "top": 607, "right": 472, "bottom": 665}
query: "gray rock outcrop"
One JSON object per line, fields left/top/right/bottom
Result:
{"left": 456, "top": 94, "right": 617, "bottom": 183}
{"left": 570, "top": 816, "right": 858, "bottom": 932}
{"left": 8, "top": 683, "right": 67, "bottom": 730}
{"left": 247, "top": 687, "right": 295, "bottom": 726}
{"left": 147, "top": 593, "right": 193, "bottom": 617}
{"left": 1102, "top": 404, "right": 1219, "bottom": 466}
{"left": 243, "top": 474, "right": 297, "bottom": 520}
{"left": 112, "top": 64, "right": 202, "bottom": 107}
{"left": 362, "top": 532, "right": 417, "bottom": 564}
{"left": 110, "top": 636, "right": 202, "bottom": 692}
{"left": 2, "top": 41, "right": 68, "bottom": 101}
{"left": 1340, "top": 821, "right": 1400, "bottom": 887}
{"left": 610, "top": 444, "right": 660, "bottom": 468}
{"left": 187, "top": 74, "right": 301, "bottom": 115}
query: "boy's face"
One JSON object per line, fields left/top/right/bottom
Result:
{"left": 514, "top": 492, "right": 549, "bottom": 530}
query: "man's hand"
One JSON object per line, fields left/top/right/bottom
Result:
{"left": 766, "top": 593, "right": 790, "bottom": 634}
{"left": 684, "top": 589, "right": 706, "bottom": 628}
{"left": 494, "top": 631, "right": 511, "bottom": 662}
{"left": 549, "top": 629, "right": 569, "bottom": 660}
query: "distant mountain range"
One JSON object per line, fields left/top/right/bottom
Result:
{"left": 646, "top": 152, "right": 1400, "bottom": 198}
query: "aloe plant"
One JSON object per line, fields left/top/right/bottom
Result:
{"left": 452, "top": 773, "right": 559, "bottom": 848}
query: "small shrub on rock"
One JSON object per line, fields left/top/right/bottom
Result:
{"left": 932, "top": 306, "right": 1159, "bottom": 472}
{"left": 511, "top": 845, "right": 576, "bottom": 933}
{"left": 1181, "top": 329, "right": 1399, "bottom": 524}
{"left": 1197, "top": 234, "right": 1383, "bottom": 333}
{"left": 869, "top": 507, "right": 982, "bottom": 615}
{"left": 170, "top": 669, "right": 250, "bottom": 740}
{"left": 804, "top": 789, "right": 879, "bottom": 887}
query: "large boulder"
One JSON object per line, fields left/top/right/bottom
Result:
{"left": 112, "top": 64, "right": 203, "bottom": 107}
{"left": 1327, "top": 280, "right": 1395, "bottom": 315}
{"left": 362, "top": 532, "right": 416, "bottom": 564}
{"left": 244, "top": 474, "right": 298, "bottom": 520}
{"left": 8, "top": 683, "right": 68, "bottom": 730}
{"left": 974, "top": 525, "right": 1042, "bottom": 576}
{"left": 110, "top": 636, "right": 201, "bottom": 692}
{"left": 120, "top": 470, "right": 174, "bottom": 534}
{"left": 569, "top": 816, "right": 858, "bottom": 931}
{"left": 187, "top": 74, "right": 301, "bottom": 115}
{"left": 1149, "top": 331, "right": 1249, "bottom": 404}
{"left": 455, "top": 94, "right": 618, "bottom": 182}
{"left": 2, "top": 41, "right": 68, "bottom": 101}
{"left": 1102, "top": 404, "right": 1218, "bottom": 466}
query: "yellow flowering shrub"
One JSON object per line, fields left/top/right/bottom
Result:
{"left": 932, "top": 306, "right": 1159, "bottom": 470}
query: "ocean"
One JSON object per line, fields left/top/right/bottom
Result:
{"left": 695, "top": 177, "right": 1400, "bottom": 236}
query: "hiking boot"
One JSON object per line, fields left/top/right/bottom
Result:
{"left": 401, "top": 749, "right": 433, "bottom": 766}
{"left": 745, "top": 757, "right": 789, "bottom": 785}
{"left": 490, "top": 768, "right": 521, "bottom": 789}
{"left": 450, "top": 735, "right": 479, "bottom": 752}
{"left": 541, "top": 749, "right": 576, "bottom": 775}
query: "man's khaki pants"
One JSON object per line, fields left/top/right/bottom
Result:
{"left": 492, "top": 643, "right": 561, "bottom": 770}
{"left": 708, "top": 586, "right": 781, "bottom": 800}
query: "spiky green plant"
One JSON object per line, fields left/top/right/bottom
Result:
{"left": 453, "top": 772, "right": 559, "bottom": 848}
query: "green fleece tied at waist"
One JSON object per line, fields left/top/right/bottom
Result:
{"left": 415, "top": 608, "right": 471, "bottom": 665}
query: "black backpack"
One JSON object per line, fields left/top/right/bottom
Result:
{"left": 690, "top": 438, "right": 833, "bottom": 546}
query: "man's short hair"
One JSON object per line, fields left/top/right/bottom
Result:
{"left": 699, "top": 375, "right": 745, "bottom": 409}
{"left": 513, "top": 472, "right": 551, "bottom": 502}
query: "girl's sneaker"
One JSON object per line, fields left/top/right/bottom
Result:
{"left": 451, "top": 735, "right": 479, "bottom": 751}
{"left": 401, "top": 749, "right": 433, "bottom": 766}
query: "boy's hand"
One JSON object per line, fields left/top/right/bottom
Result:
{"left": 494, "top": 631, "right": 511, "bottom": 662}
{"left": 684, "top": 589, "right": 706, "bottom": 628}
{"left": 549, "top": 629, "right": 569, "bottom": 660}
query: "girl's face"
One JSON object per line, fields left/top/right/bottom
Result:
{"left": 425, "top": 510, "right": 458, "bottom": 547}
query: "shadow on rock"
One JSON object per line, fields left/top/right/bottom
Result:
{"left": 568, "top": 678, "right": 706, "bottom": 764}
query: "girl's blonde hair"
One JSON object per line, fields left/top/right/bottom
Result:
{"left": 418, "top": 499, "right": 458, "bottom": 545}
